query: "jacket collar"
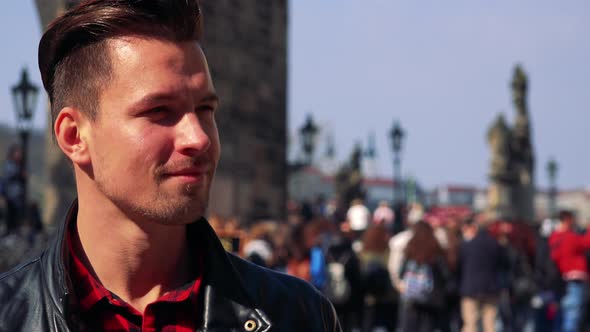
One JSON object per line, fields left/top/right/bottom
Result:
{"left": 188, "top": 216, "right": 272, "bottom": 331}
{"left": 42, "top": 200, "right": 272, "bottom": 332}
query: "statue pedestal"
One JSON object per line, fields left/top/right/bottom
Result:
{"left": 487, "top": 182, "right": 514, "bottom": 221}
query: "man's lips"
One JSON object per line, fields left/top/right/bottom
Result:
{"left": 162, "top": 166, "right": 210, "bottom": 182}
{"left": 166, "top": 168, "right": 208, "bottom": 176}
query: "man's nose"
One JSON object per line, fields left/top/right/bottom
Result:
{"left": 175, "top": 112, "right": 211, "bottom": 155}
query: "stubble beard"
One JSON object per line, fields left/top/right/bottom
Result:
{"left": 96, "top": 174, "right": 210, "bottom": 226}
{"left": 143, "top": 183, "right": 209, "bottom": 225}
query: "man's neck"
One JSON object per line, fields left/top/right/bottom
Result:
{"left": 75, "top": 201, "right": 191, "bottom": 313}
{"left": 462, "top": 227, "right": 478, "bottom": 241}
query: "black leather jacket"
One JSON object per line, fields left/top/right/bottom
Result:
{"left": 0, "top": 202, "right": 341, "bottom": 331}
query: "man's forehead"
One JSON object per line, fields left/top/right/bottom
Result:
{"left": 98, "top": 36, "right": 215, "bottom": 105}
{"left": 104, "top": 36, "right": 209, "bottom": 80}
{"left": 105, "top": 35, "right": 203, "bottom": 62}
{"left": 105, "top": 36, "right": 160, "bottom": 55}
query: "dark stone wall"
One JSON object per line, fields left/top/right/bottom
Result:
{"left": 200, "top": 0, "right": 288, "bottom": 223}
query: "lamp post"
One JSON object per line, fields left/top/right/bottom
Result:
{"left": 299, "top": 114, "right": 319, "bottom": 166}
{"left": 547, "top": 158, "right": 558, "bottom": 218}
{"left": 389, "top": 121, "right": 405, "bottom": 205}
{"left": 11, "top": 68, "right": 40, "bottom": 208}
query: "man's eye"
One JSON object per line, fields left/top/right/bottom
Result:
{"left": 148, "top": 106, "right": 168, "bottom": 114}
{"left": 196, "top": 105, "right": 215, "bottom": 113}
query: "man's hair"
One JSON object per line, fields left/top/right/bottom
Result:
{"left": 38, "top": 0, "right": 203, "bottom": 129}
{"left": 462, "top": 213, "right": 478, "bottom": 227}
{"left": 558, "top": 210, "right": 574, "bottom": 222}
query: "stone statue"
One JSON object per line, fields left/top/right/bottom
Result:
{"left": 334, "top": 143, "right": 365, "bottom": 209}
{"left": 487, "top": 114, "right": 515, "bottom": 220}
{"left": 512, "top": 65, "right": 527, "bottom": 115}
{"left": 511, "top": 65, "right": 534, "bottom": 172}
{"left": 487, "top": 114, "right": 512, "bottom": 181}
{"left": 486, "top": 65, "right": 535, "bottom": 222}
{"left": 510, "top": 65, "right": 535, "bottom": 221}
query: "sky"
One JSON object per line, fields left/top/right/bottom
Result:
{"left": 288, "top": 0, "right": 590, "bottom": 190}
{"left": 0, "top": 1, "right": 588, "bottom": 190}
{"left": 0, "top": 2, "right": 44, "bottom": 130}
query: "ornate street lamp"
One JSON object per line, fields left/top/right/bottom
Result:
{"left": 547, "top": 158, "right": 558, "bottom": 218}
{"left": 389, "top": 121, "right": 405, "bottom": 205}
{"left": 299, "top": 114, "right": 319, "bottom": 166}
{"left": 11, "top": 68, "right": 40, "bottom": 206}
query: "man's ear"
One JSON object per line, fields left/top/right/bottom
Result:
{"left": 54, "top": 107, "right": 91, "bottom": 166}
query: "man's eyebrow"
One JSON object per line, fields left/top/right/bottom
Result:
{"left": 131, "top": 91, "right": 179, "bottom": 109}
{"left": 130, "top": 91, "right": 220, "bottom": 109}
{"left": 201, "top": 93, "right": 220, "bottom": 105}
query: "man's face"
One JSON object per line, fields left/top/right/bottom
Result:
{"left": 562, "top": 216, "right": 574, "bottom": 229}
{"left": 85, "top": 36, "right": 220, "bottom": 225}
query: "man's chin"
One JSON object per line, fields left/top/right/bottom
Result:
{"left": 169, "top": 199, "right": 207, "bottom": 222}
{"left": 150, "top": 208, "right": 205, "bottom": 226}
{"left": 139, "top": 194, "right": 208, "bottom": 225}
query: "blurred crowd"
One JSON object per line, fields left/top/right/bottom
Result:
{"left": 210, "top": 198, "right": 590, "bottom": 332}
{"left": 3, "top": 143, "right": 590, "bottom": 331}
{"left": 0, "top": 144, "right": 47, "bottom": 271}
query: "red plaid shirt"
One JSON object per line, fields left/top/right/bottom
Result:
{"left": 68, "top": 228, "right": 203, "bottom": 332}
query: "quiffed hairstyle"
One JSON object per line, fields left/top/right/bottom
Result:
{"left": 38, "top": 0, "right": 203, "bottom": 129}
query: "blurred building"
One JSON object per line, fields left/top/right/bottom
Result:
{"left": 289, "top": 164, "right": 590, "bottom": 226}
{"left": 426, "top": 185, "right": 487, "bottom": 213}
{"left": 363, "top": 177, "right": 425, "bottom": 210}
{"left": 535, "top": 189, "right": 590, "bottom": 227}
{"left": 288, "top": 166, "right": 425, "bottom": 210}
{"left": 288, "top": 166, "right": 333, "bottom": 204}
{"left": 429, "top": 185, "right": 477, "bottom": 207}
{"left": 35, "top": 0, "right": 288, "bottom": 225}
{"left": 431, "top": 184, "right": 590, "bottom": 227}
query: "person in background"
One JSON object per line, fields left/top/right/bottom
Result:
{"left": 372, "top": 200, "right": 395, "bottom": 230}
{"left": 494, "top": 220, "right": 536, "bottom": 332}
{"left": 346, "top": 198, "right": 370, "bottom": 241}
{"left": 323, "top": 234, "right": 363, "bottom": 332}
{"left": 242, "top": 222, "right": 276, "bottom": 268}
{"left": 549, "top": 210, "right": 590, "bottom": 332}
{"left": 358, "top": 224, "right": 396, "bottom": 331}
{"left": 286, "top": 223, "right": 312, "bottom": 281}
{"left": 438, "top": 214, "right": 463, "bottom": 332}
{"left": 533, "top": 218, "right": 563, "bottom": 332}
{"left": 388, "top": 203, "right": 424, "bottom": 292}
{"left": 388, "top": 204, "right": 448, "bottom": 293}
{"left": 398, "top": 221, "right": 449, "bottom": 332}
{"left": 1, "top": 144, "right": 26, "bottom": 235}
{"left": 458, "top": 213, "right": 507, "bottom": 332}
{"left": 268, "top": 223, "right": 292, "bottom": 273}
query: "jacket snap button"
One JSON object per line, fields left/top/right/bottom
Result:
{"left": 244, "top": 319, "right": 257, "bottom": 331}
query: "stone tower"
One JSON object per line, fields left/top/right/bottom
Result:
{"left": 35, "top": 0, "right": 287, "bottom": 225}
{"left": 486, "top": 65, "right": 535, "bottom": 222}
